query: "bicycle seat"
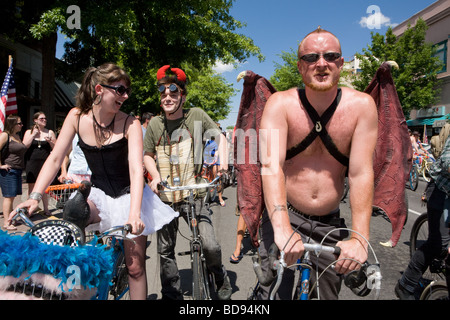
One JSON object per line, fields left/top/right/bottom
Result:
{"left": 30, "top": 220, "right": 85, "bottom": 247}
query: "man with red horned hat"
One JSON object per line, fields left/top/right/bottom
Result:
{"left": 143, "top": 65, "right": 231, "bottom": 300}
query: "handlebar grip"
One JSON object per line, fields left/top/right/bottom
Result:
{"left": 333, "top": 246, "right": 341, "bottom": 256}
{"left": 252, "top": 243, "right": 279, "bottom": 286}
{"left": 252, "top": 257, "right": 276, "bottom": 286}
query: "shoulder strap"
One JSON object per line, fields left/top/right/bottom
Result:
{"left": 286, "top": 89, "right": 349, "bottom": 167}
{"left": 123, "top": 115, "right": 131, "bottom": 135}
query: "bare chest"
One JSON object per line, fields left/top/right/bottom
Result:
{"left": 286, "top": 99, "right": 356, "bottom": 158}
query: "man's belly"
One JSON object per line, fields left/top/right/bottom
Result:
{"left": 284, "top": 166, "right": 345, "bottom": 216}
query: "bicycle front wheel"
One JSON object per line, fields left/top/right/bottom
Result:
{"left": 409, "top": 166, "right": 419, "bottom": 191}
{"left": 409, "top": 213, "right": 444, "bottom": 283}
{"left": 108, "top": 249, "right": 130, "bottom": 300}
{"left": 420, "top": 281, "right": 449, "bottom": 300}
{"left": 410, "top": 212, "right": 428, "bottom": 258}
{"left": 192, "top": 248, "right": 210, "bottom": 300}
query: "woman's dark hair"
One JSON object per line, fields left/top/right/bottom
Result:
{"left": 76, "top": 63, "right": 131, "bottom": 114}
{"left": 4, "top": 115, "right": 20, "bottom": 135}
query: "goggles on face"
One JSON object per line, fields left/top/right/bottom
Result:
{"left": 158, "top": 83, "right": 179, "bottom": 94}
{"left": 300, "top": 52, "right": 341, "bottom": 63}
{"left": 100, "top": 84, "right": 132, "bottom": 96}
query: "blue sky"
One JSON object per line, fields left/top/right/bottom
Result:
{"left": 56, "top": 0, "right": 437, "bottom": 129}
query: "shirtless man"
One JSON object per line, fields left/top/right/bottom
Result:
{"left": 258, "top": 28, "right": 378, "bottom": 299}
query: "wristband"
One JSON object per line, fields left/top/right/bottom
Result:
{"left": 28, "top": 192, "right": 43, "bottom": 201}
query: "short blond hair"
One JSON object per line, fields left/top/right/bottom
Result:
{"left": 298, "top": 27, "right": 342, "bottom": 60}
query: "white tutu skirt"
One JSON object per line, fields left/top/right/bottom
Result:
{"left": 85, "top": 184, "right": 179, "bottom": 238}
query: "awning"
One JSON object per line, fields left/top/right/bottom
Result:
{"left": 55, "top": 79, "right": 79, "bottom": 111}
{"left": 406, "top": 114, "right": 449, "bottom": 127}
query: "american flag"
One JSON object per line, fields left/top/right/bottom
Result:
{"left": 0, "top": 59, "right": 18, "bottom": 132}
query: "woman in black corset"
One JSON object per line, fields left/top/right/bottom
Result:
{"left": 12, "top": 63, "right": 178, "bottom": 300}
{"left": 23, "top": 112, "right": 56, "bottom": 216}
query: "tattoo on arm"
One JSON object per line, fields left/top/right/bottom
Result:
{"left": 271, "top": 205, "right": 287, "bottom": 214}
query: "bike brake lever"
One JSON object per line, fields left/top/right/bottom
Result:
{"left": 344, "top": 262, "right": 368, "bottom": 289}
{"left": 159, "top": 180, "right": 169, "bottom": 189}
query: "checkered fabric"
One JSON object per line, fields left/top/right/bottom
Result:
{"left": 32, "top": 225, "right": 79, "bottom": 248}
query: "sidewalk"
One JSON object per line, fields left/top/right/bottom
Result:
{"left": 0, "top": 182, "right": 62, "bottom": 233}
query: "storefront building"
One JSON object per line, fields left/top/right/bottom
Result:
{"left": 394, "top": 0, "right": 450, "bottom": 138}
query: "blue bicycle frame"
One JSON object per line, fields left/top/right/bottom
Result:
{"left": 96, "top": 237, "right": 129, "bottom": 300}
{"left": 297, "top": 254, "right": 312, "bottom": 300}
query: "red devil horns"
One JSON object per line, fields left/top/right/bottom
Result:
{"left": 156, "top": 65, "right": 171, "bottom": 81}
{"left": 156, "top": 65, "right": 187, "bottom": 83}
{"left": 170, "top": 68, "right": 187, "bottom": 82}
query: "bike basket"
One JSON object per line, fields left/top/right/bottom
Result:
{"left": 30, "top": 220, "right": 85, "bottom": 247}
{"left": 45, "top": 183, "right": 81, "bottom": 209}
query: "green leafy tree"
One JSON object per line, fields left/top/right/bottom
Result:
{"left": 269, "top": 47, "right": 350, "bottom": 91}
{"left": 270, "top": 48, "right": 304, "bottom": 91}
{"left": 5, "top": 0, "right": 263, "bottom": 127}
{"left": 185, "top": 65, "right": 236, "bottom": 121}
{"left": 353, "top": 18, "right": 442, "bottom": 115}
{"left": 56, "top": 0, "right": 263, "bottom": 118}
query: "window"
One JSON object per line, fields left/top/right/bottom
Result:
{"left": 434, "top": 40, "right": 447, "bottom": 73}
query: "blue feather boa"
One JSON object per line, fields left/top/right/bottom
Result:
{"left": 0, "top": 230, "right": 114, "bottom": 290}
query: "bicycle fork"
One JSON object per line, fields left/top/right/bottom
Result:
{"left": 297, "top": 251, "right": 312, "bottom": 300}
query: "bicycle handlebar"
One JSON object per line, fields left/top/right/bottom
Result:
{"left": 253, "top": 240, "right": 381, "bottom": 300}
{"left": 11, "top": 208, "right": 134, "bottom": 244}
{"left": 159, "top": 174, "right": 222, "bottom": 192}
{"left": 252, "top": 243, "right": 340, "bottom": 287}
{"left": 96, "top": 224, "right": 134, "bottom": 244}
{"left": 11, "top": 208, "right": 35, "bottom": 228}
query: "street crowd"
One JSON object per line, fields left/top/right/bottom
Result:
{"left": 1, "top": 27, "right": 448, "bottom": 301}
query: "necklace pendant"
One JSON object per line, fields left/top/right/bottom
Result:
{"left": 315, "top": 121, "right": 322, "bottom": 132}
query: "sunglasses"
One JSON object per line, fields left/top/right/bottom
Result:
{"left": 100, "top": 84, "right": 132, "bottom": 96}
{"left": 158, "top": 83, "right": 179, "bottom": 94}
{"left": 300, "top": 52, "right": 342, "bottom": 63}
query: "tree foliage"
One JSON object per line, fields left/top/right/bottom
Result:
{"left": 4, "top": 0, "right": 264, "bottom": 122}
{"left": 55, "top": 0, "right": 262, "bottom": 119}
{"left": 269, "top": 48, "right": 351, "bottom": 91}
{"left": 353, "top": 18, "right": 442, "bottom": 114}
{"left": 269, "top": 48, "right": 304, "bottom": 91}
{"left": 184, "top": 65, "right": 236, "bottom": 120}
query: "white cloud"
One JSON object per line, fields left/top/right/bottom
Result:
{"left": 212, "top": 61, "right": 236, "bottom": 74}
{"left": 359, "top": 6, "right": 398, "bottom": 29}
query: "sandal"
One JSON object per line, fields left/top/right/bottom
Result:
{"left": 43, "top": 211, "right": 53, "bottom": 217}
{"left": 36, "top": 209, "right": 52, "bottom": 217}
{"left": 229, "top": 253, "right": 243, "bottom": 264}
